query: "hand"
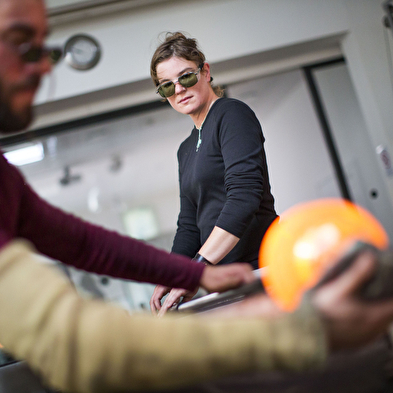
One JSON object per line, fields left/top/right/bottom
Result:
{"left": 150, "top": 285, "right": 198, "bottom": 317}
{"left": 157, "top": 287, "right": 198, "bottom": 317}
{"left": 199, "top": 263, "right": 255, "bottom": 293}
{"left": 150, "top": 285, "right": 170, "bottom": 315}
{"left": 312, "top": 251, "right": 393, "bottom": 350}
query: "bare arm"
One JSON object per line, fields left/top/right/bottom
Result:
{"left": 197, "top": 226, "right": 239, "bottom": 264}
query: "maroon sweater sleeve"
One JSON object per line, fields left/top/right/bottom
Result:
{"left": 11, "top": 168, "right": 204, "bottom": 291}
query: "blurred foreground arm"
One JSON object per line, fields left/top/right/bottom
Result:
{"left": 1, "top": 242, "right": 393, "bottom": 392}
{"left": 0, "top": 240, "right": 325, "bottom": 393}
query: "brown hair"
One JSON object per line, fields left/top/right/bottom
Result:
{"left": 150, "top": 32, "right": 224, "bottom": 97}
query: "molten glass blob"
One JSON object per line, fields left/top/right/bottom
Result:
{"left": 259, "top": 198, "right": 389, "bottom": 311}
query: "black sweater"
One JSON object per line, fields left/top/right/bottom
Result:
{"left": 171, "top": 98, "right": 277, "bottom": 269}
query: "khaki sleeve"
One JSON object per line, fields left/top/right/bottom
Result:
{"left": 0, "top": 240, "right": 327, "bottom": 393}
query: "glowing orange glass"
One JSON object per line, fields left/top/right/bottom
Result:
{"left": 259, "top": 198, "right": 389, "bottom": 311}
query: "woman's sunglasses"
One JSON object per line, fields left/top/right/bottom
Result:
{"left": 156, "top": 65, "right": 203, "bottom": 98}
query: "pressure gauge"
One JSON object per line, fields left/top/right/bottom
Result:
{"left": 64, "top": 34, "right": 101, "bottom": 71}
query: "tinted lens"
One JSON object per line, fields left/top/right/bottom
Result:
{"left": 178, "top": 72, "right": 198, "bottom": 88}
{"left": 19, "top": 44, "right": 62, "bottom": 65}
{"left": 21, "top": 47, "right": 42, "bottom": 63}
{"left": 49, "top": 48, "right": 63, "bottom": 65}
{"left": 157, "top": 71, "right": 199, "bottom": 98}
{"left": 158, "top": 82, "right": 175, "bottom": 98}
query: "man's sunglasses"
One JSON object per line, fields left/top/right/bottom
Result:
{"left": 17, "top": 42, "right": 63, "bottom": 65}
{"left": 156, "top": 65, "right": 203, "bottom": 98}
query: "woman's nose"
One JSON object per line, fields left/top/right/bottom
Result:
{"left": 174, "top": 80, "right": 186, "bottom": 94}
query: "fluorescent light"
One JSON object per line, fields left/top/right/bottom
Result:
{"left": 4, "top": 143, "right": 44, "bottom": 166}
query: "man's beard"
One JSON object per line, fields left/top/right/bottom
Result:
{"left": 0, "top": 100, "right": 33, "bottom": 133}
{"left": 0, "top": 76, "right": 39, "bottom": 134}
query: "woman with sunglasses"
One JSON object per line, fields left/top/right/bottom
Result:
{"left": 150, "top": 32, "right": 278, "bottom": 315}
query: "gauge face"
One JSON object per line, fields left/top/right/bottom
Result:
{"left": 64, "top": 34, "right": 101, "bottom": 71}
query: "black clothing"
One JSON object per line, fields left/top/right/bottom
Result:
{"left": 172, "top": 98, "right": 277, "bottom": 269}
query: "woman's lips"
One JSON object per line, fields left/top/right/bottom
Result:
{"left": 179, "top": 96, "right": 192, "bottom": 104}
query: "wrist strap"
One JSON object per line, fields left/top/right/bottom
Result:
{"left": 192, "top": 253, "right": 214, "bottom": 266}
